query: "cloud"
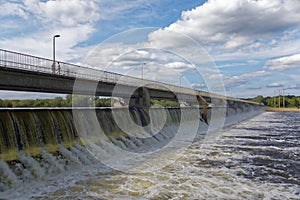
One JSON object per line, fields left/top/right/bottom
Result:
{"left": 149, "top": 0, "right": 300, "bottom": 52}
{"left": 247, "top": 86, "right": 262, "bottom": 90}
{"left": 223, "top": 70, "right": 272, "bottom": 89}
{"left": 98, "top": 0, "right": 155, "bottom": 21}
{"left": 0, "top": 0, "right": 101, "bottom": 61}
{"left": 164, "top": 62, "right": 194, "bottom": 72}
{"left": 23, "top": 0, "right": 100, "bottom": 26}
{"left": 264, "top": 54, "right": 300, "bottom": 71}
{"left": 266, "top": 82, "right": 284, "bottom": 88}
{"left": 0, "top": 24, "right": 96, "bottom": 61}
{"left": 287, "top": 84, "right": 300, "bottom": 90}
{"left": 238, "top": 70, "right": 272, "bottom": 79}
{"left": 190, "top": 83, "right": 207, "bottom": 90}
{"left": 86, "top": 43, "right": 198, "bottom": 81}
{"left": 0, "top": 2, "right": 28, "bottom": 19}
{"left": 208, "top": 74, "right": 225, "bottom": 80}
{"left": 0, "top": 90, "right": 65, "bottom": 100}
{"left": 216, "top": 62, "right": 248, "bottom": 69}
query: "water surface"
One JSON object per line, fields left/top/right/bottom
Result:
{"left": 1, "top": 112, "right": 299, "bottom": 199}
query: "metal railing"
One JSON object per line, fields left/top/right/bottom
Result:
{"left": 0, "top": 48, "right": 196, "bottom": 94}
{"left": 0, "top": 48, "right": 261, "bottom": 104}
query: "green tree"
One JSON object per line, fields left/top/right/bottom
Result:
{"left": 253, "top": 95, "right": 265, "bottom": 104}
{"left": 66, "top": 94, "right": 72, "bottom": 105}
{"left": 290, "top": 97, "right": 299, "bottom": 107}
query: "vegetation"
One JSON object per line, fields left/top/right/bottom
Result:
{"left": 246, "top": 95, "right": 300, "bottom": 108}
{"left": 151, "top": 99, "right": 180, "bottom": 107}
{"left": 3, "top": 94, "right": 298, "bottom": 108}
{"left": 0, "top": 94, "right": 180, "bottom": 108}
{"left": 0, "top": 97, "right": 70, "bottom": 108}
{"left": 0, "top": 95, "right": 113, "bottom": 108}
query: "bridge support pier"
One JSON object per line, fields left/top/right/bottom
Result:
{"left": 197, "top": 95, "right": 208, "bottom": 124}
{"left": 129, "top": 87, "right": 151, "bottom": 126}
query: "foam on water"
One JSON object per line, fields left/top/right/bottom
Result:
{"left": 18, "top": 153, "right": 45, "bottom": 180}
{"left": 70, "top": 146, "right": 92, "bottom": 165}
{"left": 0, "top": 160, "right": 19, "bottom": 191}
{"left": 1, "top": 112, "right": 298, "bottom": 199}
{"left": 58, "top": 146, "right": 82, "bottom": 165}
{"left": 41, "top": 149, "right": 64, "bottom": 174}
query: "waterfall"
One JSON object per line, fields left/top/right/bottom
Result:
{"left": 0, "top": 160, "right": 19, "bottom": 190}
{"left": 0, "top": 105, "right": 264, "bottom": 191}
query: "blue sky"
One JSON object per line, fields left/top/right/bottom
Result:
{"left": 0, "top": 0, "right": 300, "bottom": 99}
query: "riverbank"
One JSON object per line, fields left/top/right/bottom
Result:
{"left": 265, "top": 107, "right": 300, "bottom": 112}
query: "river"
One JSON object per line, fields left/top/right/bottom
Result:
{"left": 1, "top": 112, "right": 299, "bottom": 199}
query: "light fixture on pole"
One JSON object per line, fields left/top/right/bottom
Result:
{"left": 141, "top": 62, "right": 146, "bottom": 80}
{"left": 53, "top": 34, "right": 60, "bottom": 65}
{"left": 179, "top": 74, "right": 183, "bottom": 87}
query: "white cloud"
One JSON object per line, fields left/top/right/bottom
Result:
{"left": 0, "top": 24, "right": 96, "bottom": 60}
{"left": 239, "top": 70, "right": 272, "bottom": 79}
{"left": 98, "top": 0, "right": 154, "bottom": 20}
{"left": 0, "top": 90, "right": 65, "bottom": 100}
{"left": 0, "top": 0, "right": 101, "bottom": 61}
{"left": 220, "top": 70, "right": 272, "bottom": 89}
{"left": 149, "top": 0, "right": 300, "bottom": 52}
{"left": 164, "top": 62, "right": 194, "bottom": 72}
{"left": 23, "top": 0, "right": 100, "bottom": 26}
{"left": 287, "top": 84, "right": 300, "bottom": 90}
{"left": 209, "top": 74, "right": 225, "bottom": 80}
{"left": 247, "top": 86, "right": 262, "bottom": 90}
{"left": 264, "top": 54, "right": 300, "bottom": 71}
{"left": 89, "top": 45, "right": 196, "bottom": 73}
{"left": 190, "top": 83, "right": 207, "bottom": 90}
{"left": 0, "top": 2, "right": 28, "bottom": 19}
{"left": 266, "top": 82, "right": 284, "bottom": 88}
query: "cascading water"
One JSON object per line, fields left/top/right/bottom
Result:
{"left": 0, "top": 105, "right": 264, "bottom": 193}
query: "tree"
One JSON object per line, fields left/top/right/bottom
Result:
{"left": 253, "top": 95, "right": 265, "bottom": 104}
{"left": 290, "top": 97, "right": 299, "bottom": 107}
{"left": 66, "top": 94, "right": 72, "bottom": 104}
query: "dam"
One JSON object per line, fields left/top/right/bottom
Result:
{"left": 0, "top": 48, "right": 264, "bottom": 194}
{"left": 0, "top": 105, "right": 264, "bottom": 191}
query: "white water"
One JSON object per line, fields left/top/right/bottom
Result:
{"left": 0, "top": 106, "right": 272, "bottom": 199}
{"left": 41, "top": 149, "right": 64, "bottom": 174}
{"left": 18, "top": 153, "right": 45, "bottom": 180}
{"left": 0, "top": 160, "right": 19, "bottom": 191}
{"left": 1, "top": 112, "right": 298, "bottom": 199}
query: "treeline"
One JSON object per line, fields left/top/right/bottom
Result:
{"left": 0, "top": 97, "right": 70, "bottom": 108}
{"left": 0, "top": 95, "right": 116, "bottom": 108}
{"left": 0, "top": 94, "right": 180, "bottom": 108}
{"left": 246, "top": 95, "right": 300, "bottom": 108}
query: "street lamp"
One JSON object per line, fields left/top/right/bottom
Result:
{"left": 179, "top": 74, "right": 182, "bottom": 87}
{"left": 53, "top": 34, "right": 60, "bottom": 65}
{"left": 141, "top": 62, "right": 146, "bottom": 80}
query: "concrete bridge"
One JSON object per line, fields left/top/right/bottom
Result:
{"left": 0, "top": 48, "right": 261, "bottom": 110}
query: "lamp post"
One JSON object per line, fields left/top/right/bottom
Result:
{"left": 274, "top": 90, "right": 276, "bottom": 107}
{"left": 53, "top": 34, "right": 60, "bottom": 65}
{"left": 141, "top": 62, "right": 146, "bottom": 80}
{"left": 278, "top": 89, "right": 281, "bottom": 108}
{"left": 282, "top": 89, "right": 286, "bottom": 108}
{"left": 179, "top": 74, "right": 183, "bottom": 88}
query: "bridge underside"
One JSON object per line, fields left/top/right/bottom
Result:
{"left": 0, "top": 66, "right": 262, "bottom": 111}
{"left": 0, "top": 67, "right": 200, "bottom": 102}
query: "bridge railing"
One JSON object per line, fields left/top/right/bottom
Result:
{"left": 0, "top": 48, "right": 257, "bottom": 104}
{"left": 0, "top": 48, "right": 197, "bottom": 94}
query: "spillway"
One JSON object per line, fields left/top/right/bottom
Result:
{"left": 0, "top": 105, "right": 264, "bottom": 191}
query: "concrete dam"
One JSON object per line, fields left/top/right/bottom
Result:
{"left": 0, "top": 48, "right": 264, "bottom": 191}
{"left": 0, "top": 104, "right": 264, "bottom": 190}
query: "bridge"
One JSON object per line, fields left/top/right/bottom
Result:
{"left": 0, "top": 48, "right": 260, "bottom": 109}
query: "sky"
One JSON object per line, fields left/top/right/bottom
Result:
{"left": 0, "top": 0, "right": 300, "bottom": 99}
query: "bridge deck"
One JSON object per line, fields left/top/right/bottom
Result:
{"left": 0, "top": 48, "right": 260, "bottom": 105}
